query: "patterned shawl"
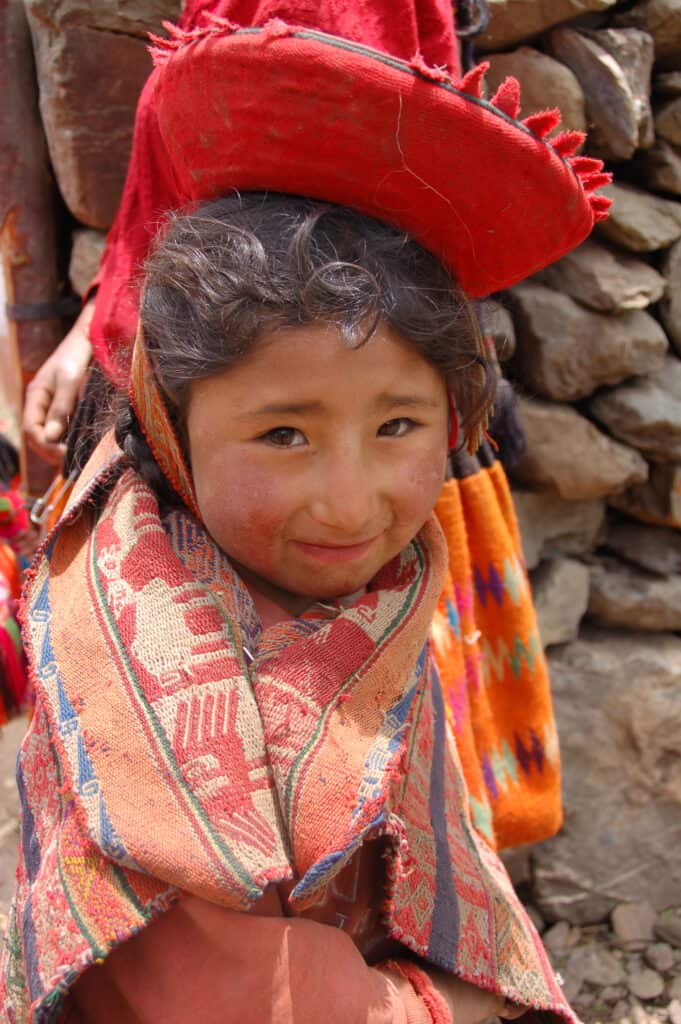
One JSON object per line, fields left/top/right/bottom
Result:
{"left": 1, "top": 333, "right": 574, "bottom": 1023}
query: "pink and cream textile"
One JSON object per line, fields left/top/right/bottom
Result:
{"left": 2, "top": 431, "right": 574, "bottom": 1023}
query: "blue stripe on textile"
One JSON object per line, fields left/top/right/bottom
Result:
{"left": 428, "top": 663, "right": 459, "bottom": 961}
{"left": 16, "top": 757, "right": 44, "bottom": 1004}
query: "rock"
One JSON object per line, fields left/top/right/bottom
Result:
{"left": 661, "top": 239, "right": 681, "bottom": 355}
{"left": 601, "top": 984, "right": 628, "bottom": 1003}
{"left": 68, "top": 229, "right": 106, "bottom": 297}
{"left": 535, "top": 238, "right": 666, "bottom": 313}
{"left": 525, "top": 904, "right": 545, "bottom": 934}
{"left": 24, "top": 0, "right": 180, "bottom": 227}
{"left": 656, "top": 908, "right": 681, "bottom": 948}
{"left": 597, "top": 183, "right": 681, "bottom": 252}
{"left": 478, "top": 0, "right": 618, "bottom": 52}
{"left": 669, "top": 999, "right": 681, "bottom": 1024}
{"left": 615, "top": 0, "right": 681, "bottom": 69}
{"left": 580, "top": 944, "right": 628, "bottom": 986}
{"left": 656, "top": 96, "right": 681, "bottom": 145}
{"left": 631, "top": 1005, "right": 654, "bottom": 1024}
{"left": 613, "top": 902, "right": 658, "bottom": 947}
{"left": 531, "top": 557, "right": 590, "bottom": 647}
{"left": 561, "top": 947, "right": 587, "bottom": 1002}
{"left": 628, "top": 969, "right": 666, "bottom": 1001}
{"left": 485, "top": 47, "right": 586, "bottom": 134}
{"left": 510, "top": 281, "right": 667, "bottom": 401}
{"left": 639, "top": 140, "right": 681, "bottom": 196}
{"left": 512, "top": 397, "right": 648, "bottom": 501}
{"left": 655, "top": 71, "right": 681, "bottom": 97}
{"left": 500, "top": 845, "right": 532, "bottom": 887}
{"left": 610, "top": 462, "right": 681, "bottom": 529}
{"left": 482, "top": 299, "right": 516, "bottom": 361}
{"left": 606, "top": 520, "right": 681, "bottom": 576}
{"left": 546, "top": 28, "right": 653, "bottom": 161}
{"left": 533, "top": 629, "right": 681, "bottom": 924}
{"left": 543, "top": 919, "right": 572, "bottom": 957}
{"left": 644, "top": 942, "right": 675, "bottom": 972}
{"left": 512, "top": 490, "right": 606, "bottom": 570}
{"left": 589, "top": 357, "right": 681, "bottom": 461}
{"left": 588, "top": 555, "right": 681, "bottom": 631}
{"left": 612, "top": 998, "right": 632, "bottom": 1019}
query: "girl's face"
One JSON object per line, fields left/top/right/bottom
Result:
{"left": 185, "top": 321, "right": 449, "bottom": 611}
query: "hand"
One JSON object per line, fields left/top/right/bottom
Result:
{"left": 23, "top": 298, "right": 95, "bottom": 465}
{"left": 427, "top": 967, "right": 527, "bottom": 1024}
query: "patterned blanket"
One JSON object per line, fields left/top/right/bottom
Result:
{"left": 1, "top": 437, "right": 574, "bottom": 1023}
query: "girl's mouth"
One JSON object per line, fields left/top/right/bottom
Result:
{"left": 292, "top": 536, "right": 378, "bottom": 564}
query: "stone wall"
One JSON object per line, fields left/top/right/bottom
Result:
{"left": 8, "top": 0, "right": 681, "bottom": 947}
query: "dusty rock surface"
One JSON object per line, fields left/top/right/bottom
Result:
{"left": 530, "top": 556, "right": 590, "bottom": 646}
{"left": 660, "top": 238, "right": 681, "bottom": 354}
{"left": 615, "top": 0, "right": 681, "bottom": 68}
{"left": 535, "top": 238, "right": 666, "bottom": 314}
{"left": 606, "top": 518, "right": 681, "bottom": 574}
{"left": 479, "top": 0, "right": 618, "bottom": 52}
{"left": 534, "top": 629, "right": 681, "bottom": 925}
{"left": 485, "top": 47, "right": 586, "bottom": 133}
{"left": 546, "top": 27, "right": 654, "bottom": 160}
{"left": 640, "top": 139, "right": 681, "bottom": 195}
{"left": 69, "top": 228, "right": 107, "bottom": 297}
{"left": 589, "top": 356, "right": 681, "bottom": 460}
{"left": 511, "top": 490, "right": 606, "bottom": 570}
{"left": 598, "top": 182, "right": 681, "bottom": 251}
{"left": 510, "top": 281, "right": 667, "bottom": 401}
{"left": 483, "top": 299, "right": 516, "bottom": 361}
{"left": 588, "top": 555, "right": 681, "bottom": 630}
{"left": 512, "top": 397, "right": 649, "bottom": 500}
{"left": 655, "top": 95, "right": 681, "bottom": 145}
{"left": 611, "top": 461, "right": 681, "bottom": 528}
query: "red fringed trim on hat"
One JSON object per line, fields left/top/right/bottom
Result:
{"left": 454, "top": 60, "right": 489, "bottom": 99}
{"left": 521, "top": 108, "right": 561, "bottom": 139}
{"left": 589, "top": 193, "right": 614, "bottom": 221}
{"left": 409, "top": 52, "right": 451, "bottom": 84}
{"left": 550, "top": 130, "right": 586, "bottom": 157}
{"left": 490, "top": 77, "right": 520, "bottom": 120}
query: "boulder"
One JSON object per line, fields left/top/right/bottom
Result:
{"left": 24, "top": 0, "right": 180, "bottom": 228}
{"left": 661, "top": 238, "right": 681, "bottom": 354}
{"left": 530, "top": 557, "right": 590, "bottom": 647}
{"left": 485, "top": 47, "right": 586, "bottom": 134}
{"left": 615, "top": 0, "right": 681, "bottom": 70}
{"left": 479, "top": 0, "right": 618, "bottom": 52}
{"left": 546, "top": 28, "right": 653, "bottom": 161}
{"left": 533, "top": 629, "right": 681, "bottom": 924}
{"left": 589, "top": 357, "right": 681, "bottom": 461}
{"left": 588, "top": 555, "right": 681, "bottom": 630}
{"left": 610, "top": 461, "right": 681, "bottom": 529}
{"left": 511, "top": 490, "right": 606, "bottom": 570}
{"left": 597, "top": 183, "right": 681, "bottom": 252}
{"left": 535, "top": 238, "right": 666, "bottom": 313}
{"left": 654, "top": 71, "right": 681, "bottom": 97}
{"left": 606, "top": 519, "right": 681, "bottom": 575}
{"left": 512, "top": 397, "right": 648, "bottom": 500}
{"left": 655, "top": 95, "right": 681, "bottom": 145}
{"left": 482, "top": 298, "right": 516, "bottom": 361}
{"left": 639, "top": 139, "right": 681, "bottom": 195}
{"left": 68, "top": 229, "right": 106, "bottom": 297}
{"left": 510, "top": 281, "right": 667, "bottom": 401}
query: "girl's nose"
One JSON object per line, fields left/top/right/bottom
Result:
{"left": 309, "top": 447, "right": 379, "bottom": 536}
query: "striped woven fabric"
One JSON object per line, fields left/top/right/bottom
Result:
{"left": 1, "top": 436, "right": 574, "bottom": 1023}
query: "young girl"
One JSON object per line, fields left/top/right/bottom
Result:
{"left": 3, "top": 9, "right": 611, "bottom": 1023}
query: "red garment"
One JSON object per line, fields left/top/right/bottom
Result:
{"left": 88, "top": 0, "right": 461, "bottom": 381}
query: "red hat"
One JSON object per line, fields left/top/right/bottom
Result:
{"left": 150, "top": 3, "right": 611, "bottom": 298}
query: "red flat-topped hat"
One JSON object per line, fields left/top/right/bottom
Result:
{"left": 149, "top": 0, "right": 611, "bottom": 298}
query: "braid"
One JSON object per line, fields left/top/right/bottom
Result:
{"left": 115, "top": 400, "right": 183, "bottom": 508}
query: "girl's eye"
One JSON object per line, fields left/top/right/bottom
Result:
{"left": 378, "top": 418, "right": 418, "bottom": 438}
{"left": 261, "top": 427, "right": 307, "bottom": 448}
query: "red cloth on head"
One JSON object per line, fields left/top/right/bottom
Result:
{"left": 88, "top": 0, "right": 460, "bottom": 381}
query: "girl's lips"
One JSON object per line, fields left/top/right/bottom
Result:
{"left": 292, "top": 536, "right": 378, "bottom": 564}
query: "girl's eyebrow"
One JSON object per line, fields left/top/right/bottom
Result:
{"left": 244, "top": 394, "right": 440, "bottom": 418}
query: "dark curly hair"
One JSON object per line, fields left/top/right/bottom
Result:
{"left": 117, "top": 192, "right": 494, "bottom": 498}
